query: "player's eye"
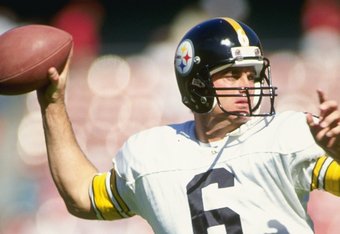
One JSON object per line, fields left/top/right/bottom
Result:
{"left": 247, "top": 73, "right": 256, "bottom": 81}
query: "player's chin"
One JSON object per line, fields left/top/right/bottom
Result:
{"left": 231, "top": 108, "right": 253, "bottom": 120}
{"left": 235, "top": 113, "right": 251, "bottom": 122}
{"left": 227, "top": 110, "right": 251, "bottom": 121}
{"left": 229, "top": 107, "right": 251, "bottom": 116}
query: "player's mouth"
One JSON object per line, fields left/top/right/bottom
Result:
{"left": 232, "top": 99, "right": 251, "bottom": 113}
{"left": 235, "top": 99, "right": 250, "bottom": 107}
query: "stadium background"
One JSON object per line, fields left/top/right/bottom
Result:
{"left": 0, "top": 0, "right": 339, "bottom": 233}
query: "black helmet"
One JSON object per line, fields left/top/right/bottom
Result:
{"left": 174, "top": 17, "right": 277, "bottom": 115}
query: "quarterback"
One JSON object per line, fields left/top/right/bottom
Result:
{"left": 37, "top": 18, "right": 340, "bottom": 233}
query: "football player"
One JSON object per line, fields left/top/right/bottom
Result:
{"left": 37, "top": 17, "right": 340, "bottom": 233}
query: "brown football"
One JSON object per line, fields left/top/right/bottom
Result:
{"left": 0, "top": 24, "right": 73, "bottom": 95}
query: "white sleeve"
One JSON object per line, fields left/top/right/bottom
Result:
{"left": 277, "top": 112, "right": 325, "bottom": 191}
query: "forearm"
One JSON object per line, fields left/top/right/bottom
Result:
{"left": 41, "top": 102, "right": 97, "bottom": 218}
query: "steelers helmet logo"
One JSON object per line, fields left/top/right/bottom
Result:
{"left": 175, "top": 39, "right": 194, "bottom": 75}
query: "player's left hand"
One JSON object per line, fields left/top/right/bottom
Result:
{"left": 306, "top": 90, "right": 340, "bottom": 162}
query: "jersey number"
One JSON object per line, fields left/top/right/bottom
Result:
{"left": 186, "top": 168, "right": 243, "bottom": 234}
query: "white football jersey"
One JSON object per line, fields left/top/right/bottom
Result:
{"left": 90, "top": 111, "right": 340, "bottom": 234}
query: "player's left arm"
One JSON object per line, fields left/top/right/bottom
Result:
{"left": 306, "top": 90, "right": 340, "bottom": 162}
{"left": 306, "top": 90, "right": 340, "bottom": 196}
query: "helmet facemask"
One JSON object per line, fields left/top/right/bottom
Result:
{"left": 191, "top": 57, "right": 277, "bottom": 116}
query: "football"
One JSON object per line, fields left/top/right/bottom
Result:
{"left": 0, "top": 24, "right": 73, "bottom": 95}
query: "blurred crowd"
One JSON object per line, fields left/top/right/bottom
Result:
{"left": 0, "top": 0, "right": 340, "bottom": 233}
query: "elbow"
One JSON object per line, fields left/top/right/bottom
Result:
{"left": 61, "top": 195, "right": 97, "bottom": 220}
{"left": 65, "top": 205, "right": 96, "bottom": 219}
{"left": 64, "top": 203, "right": 97, "bottom": 220}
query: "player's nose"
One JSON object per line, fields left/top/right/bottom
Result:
{"left": 238, "top": 73, "right": 253, "bottom": 87}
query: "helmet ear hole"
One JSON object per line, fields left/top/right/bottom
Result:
{"left": 200, "top": 97, "right": 207, "bottom": 104}
{"left": 188, "top": 84, "right": 215, "bottom": 113}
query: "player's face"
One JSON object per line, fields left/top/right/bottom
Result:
{"left": 211, "top": 66, "right": 256, "bottom": 118}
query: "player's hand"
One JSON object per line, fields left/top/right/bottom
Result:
{"left": 306, "top": 90, "right": 340, "bottom": 161}
{"left": 37, "top": 56, "right": 71, "bottom": 108}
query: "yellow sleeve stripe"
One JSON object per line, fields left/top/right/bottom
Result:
{"left": 104, "top": 171, "right": 133, "bottom": 218}
{"left": 109, "top": 170, "right": 132, "bottom": 216}
{"left": 324, "top": 160, "right": 340, "bottom": 196}
{"left": 311, "top": 155, "right": 340, "bottom": 196}
{"left": 90, "top": 172, "right": 134, "bottom": 220}
{"left": 311, "top": 156, "right": 328, "bottom": 190}
{"left": 89, "top": 179, "right": 103, "bottom": 219}
{"left": 91, "top": 173, "right": 121, "bottom": 220}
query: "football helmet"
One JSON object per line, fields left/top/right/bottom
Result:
{"left": 174, "top": 17, "right": 277, "bottom": 116}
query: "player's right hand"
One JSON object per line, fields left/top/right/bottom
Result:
{"left": 37, "top": 56, "right": 71, "bottom": 109}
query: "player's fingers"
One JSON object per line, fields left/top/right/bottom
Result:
{"left": 319, "top": 103, "right": 339, "bottom": 128}
{"left": 320, "top": 99, "right": 338, "bottom": 114}
{"left": 317, "top": 89, "right": 326, "bottom": 104}
{"left": 326, "top": 137, "right": 337, "bottom": 149}
{"left": 320, "top": 108, "right": 340, "bottom": 125}
{"left": 325, "top": 122, "right": 340, "bottom": 138}
{"left": 312, "top": 110, "right": 340, "bottom": 137}
{"left": 318, "top": 97, "right": 339, "bottom": 129}
{"left": 306, "top": 112, "right": 329, "bottom": 141}
{"left": 314, "top": 126, "right": 330, "bottom": 142}
{"left": 306, "top": 113, "right": 316, "bottom": 128}
{"left": 306, "top": 114, "right": 323, "bottom": 142}
{"left": 317, "top": 90, "right": 327, "bottom": 121}
{"left": 48, "top": 67, "right": 60, "bottom": 85}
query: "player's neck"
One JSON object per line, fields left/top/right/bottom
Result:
{"left": 194, "top": 113, "right": 247, "bottom": 143}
